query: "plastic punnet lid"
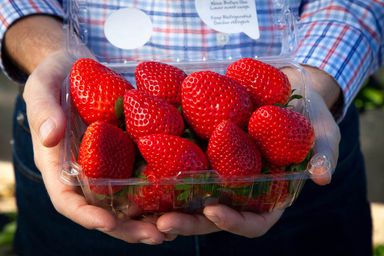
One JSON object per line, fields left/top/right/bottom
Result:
{"left": 64, "top": 0, "right": 298, "bottom": 65}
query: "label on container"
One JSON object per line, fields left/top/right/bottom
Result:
{"left": 195, "top": 0, "right": 260, "bottom": 40}
{"left": 104, "top": 8, "right": 153, "bottom": 50}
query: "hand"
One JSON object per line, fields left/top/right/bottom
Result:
{"left": 282, "top": 65, "right": 341, "bottom": 185}
{"left": 304, "top": 84, "right": 341, "bottom": 185}
{"left": 23, "top": 50, "right": 167, "bottom": 245}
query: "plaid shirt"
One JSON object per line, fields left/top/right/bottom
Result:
{"left": 0, "top": 0, "right": 383, "bottom": 119}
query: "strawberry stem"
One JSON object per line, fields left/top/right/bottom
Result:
{"left": 286, "top": 149, "right": 314, "bottom": 172}
{"left": 114, "top": 97, "right": 126, "bottom": 130}
{"left": 274, "top": 89, "right": 304, "bottom": 108}
{"left": 114, "top": 97, "right": 124, "bottom": 119}
{"left": 287, "top": 89, "right": 303, "bottom": 104}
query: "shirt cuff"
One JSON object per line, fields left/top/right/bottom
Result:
{"left": 0, "top": 0, "right": 64, "bottom": 83}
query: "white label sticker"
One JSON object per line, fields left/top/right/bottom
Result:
{"left": 104, "top": 8, "right": 153, "bottom": 50}
{"left": 195, "top": 0, "right": 260, "bottom": 40}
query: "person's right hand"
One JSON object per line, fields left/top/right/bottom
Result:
{"left": 23, "top": 50, "right": 168, "bottom": 245}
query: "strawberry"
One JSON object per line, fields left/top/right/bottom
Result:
{"left": 246, "top": 168, "right": 290, "bottom": 213}
{"left": 135, "top": 61, "right": 187, "bottom": 106}
{"left": 181, "top": 71, "right": 253, "bottom": 140}
{"left": 77, "top": 121, "right": 136, "bottom": 194}
{"left": 129, "top": 166, "right": 175, "bottom": 212}
{"left": 248, "top": 105, "right": 315, "bottom": 167}
{"left": 208, "top": 120, "right": 262, "bottom": 179}
{"left": 130, "top": 182, "right": 174, "bottom": 213}
{"left": 221, "top": 168, "right": 290, "bottom": 213}
{"left": 137, "top": 134, "right": 209, "bottom": 179}
{"left": 123, "top": 90, "right": 185, "bottom": 142}
{"left": 226, "top": 58, "right": 291, "bottom": 107}
{"left": 70, "top": 58, "right": 133, "bottom": 125}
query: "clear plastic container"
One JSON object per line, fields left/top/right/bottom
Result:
{"left": 60, "top": 0, "right": 331, "bottom": 217}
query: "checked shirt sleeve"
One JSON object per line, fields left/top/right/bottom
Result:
{"left": 294, "top": 0, "right": 384, "bottom": 120}
{"left": 0, "top": 0, "right": 64, "bottom": 82}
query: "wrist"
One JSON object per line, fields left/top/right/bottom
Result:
{"left": 3, "top": 15, "right": 65, "bottom": 75}
{"left": 302, "top": 65, "right": 344, "bottom": 119}
{"left": 301, "top": 65, "right": 342, "bottom": 110}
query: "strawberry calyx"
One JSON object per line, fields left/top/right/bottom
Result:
{"left": 288, "top": 89, "right": 304, "bottom": 103}
{"left": 114, "top": 96, "right": 124, "bottom": 120}
{"left": 286, "top": 149, "right": 314, "bottom": 172}
{"left": 175, "top": 150, "right": 313, "bottom": 209}
{"left": 114, "top": 96, "right": 126, "bottom": 130}
{"left": 182, "top": 128, "right": 208, "bottom": 151}
{"left": 274, "top": 89, "right": 303, "bottom": 108}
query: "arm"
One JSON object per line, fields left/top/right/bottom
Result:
{"left": 2, "top": 8, "right": 167, "bottom": 244}
{"left": 295, "top": 0, "right": 384, "bottom": 182}
{"left": 295, "top": 0, "right": 384, "bottom": 120}
{"left": 4, "top": 15, "right": 64, "bottom": 75}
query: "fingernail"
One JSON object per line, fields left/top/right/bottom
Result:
{"left": 164, "top": 233, "right": 178, "bottom": 242}
{"left": 140, "top": 238, "right": 161, "bottom": 245}
{"left": 206, "top": 214, "right": 220, "bottom": 225}
{"left": 159, "top": 227, "right": 177, "bottom": 235}
{"left": 39, "top": 118, "right": 55, "bottom": 142}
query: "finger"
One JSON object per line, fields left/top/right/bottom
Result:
{"left": 143, "top": 216, "right": 178, "bottom": 241}
{"left": 40, "top": 151, "right": 165, "bottom": 244}
{"left": 157, "top": 212, "right": 220, "bottom": 236}
{"left": 23, "top": 53, "right": 72, "bottom": 147}
{"left": 203, "top": 205, "right": 284, "bottom": 238}
{"left": 308, "top": 154, "right": 332, "bottom": 185}
{"left": 310, "top": 167, "right": 332, "bottom": 185}
{"left": 164, "top": 233, "right": 178, "bottom": 242}
{"left": 142, "top": 216, "right": 178, "bottom": 242}
{"left": 38, "top": 146, "right": 117, "bottom": 230}
{"left": 306, "top": 88, "right": 340, "bottom": 185}
{"left": 106, "top": 219, "right": 165, "bottom": 245}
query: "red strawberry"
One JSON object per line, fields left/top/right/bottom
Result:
{"left": 246, "top": 168, "right": 290, "bottom": 213}
{"left": 226, "top": 58, "right": 291, "bottom": 107}
{"left": 130, "top": 183, "right": 174, "bottom": 212}
{"left": 137, "top": 134, "right": 209, "bottom": 178}
{"left": 208, "top": 120, "right": 262, "bottom": 179}
{"left": 181, "top": 71, "right": 253, "bottom": 140}
{"left": 78, "top": 121, "right": 135, "bottom": 194}
{"left": 135, "top": 61, "right": 187, "bottom": 106}
{"left": 129, "top": 168, "right": 174, "bottom": 212}
{"left": 248, "top": 105, "right": 315, "bottom": 167}
{"left": 224, "top": 168, "right": 290, "bottom": 213}
{"left": 70, "top": 58, "right": 133, "bottom": 125}
{"left": 123, "top": 90, "right": 185, "bottom": 142}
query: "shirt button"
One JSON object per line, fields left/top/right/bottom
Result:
{"left": 216, "top": 33, "right": 229, "bottom": 46}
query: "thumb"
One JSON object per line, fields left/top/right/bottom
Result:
{"left": 305, "top": 87, "right": 340, "bottom": 186}
{"left": 308, "top": 154, "right": 332, "bottom": 185}
{"left": 23, "top": 54, "right": 70, "bottom": 147}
